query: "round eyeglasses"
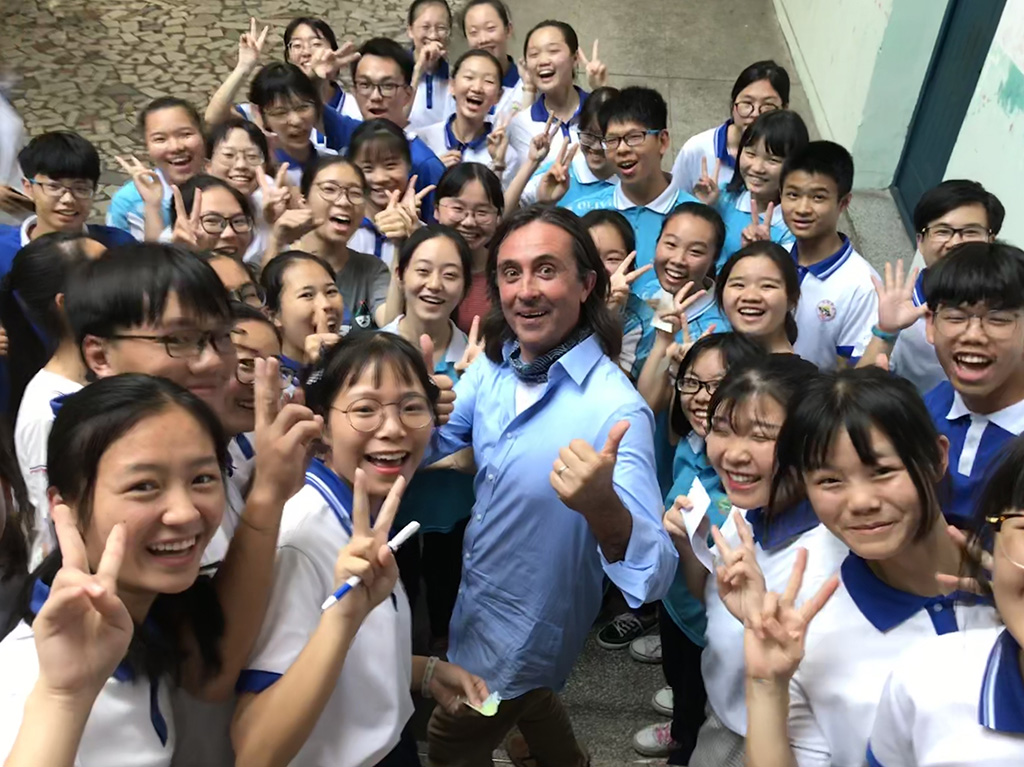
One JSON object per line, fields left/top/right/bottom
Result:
{"left": 332, "top": 395, "right": 434, "bottom": 433}
{"left": 235, "top": 357, "right": 299, "bottom": 386}
{"left": 987, "top": 513, "right": 1024, "bottom": 569}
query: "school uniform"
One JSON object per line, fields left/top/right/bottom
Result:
{"left": 889, "top": 267, "right": 946, "bottom": 394}
{"left": 408, "top": 58, "right": 455, "bottom": 131}
{"left": 349, "top": 218, "right": 397, "bottom": 269}
{"left": 507, "top": 86, "right": 588, "bottom": 170}
{"left": 156, "top": 224, "right": 265, "bottom": 265}
{"left": 234, "top": 103, "right": 337, "bottom": 187}
{"left": 15, "top": 368, "right": 83, "bottom": 570}
{"left": 0, "top": 583, "right": 175, "bottom": 767}
{"left": 237, "top": 459, "right": 414, "bottom": 767}
{"left": 714, "top": 189, "right": 795, "bottom": 269}
{"left": 417, "top": 116, "right": 522, "bottom": 187}
{"left": 107, "top": 169, "right": 174, "bottom": 241}
{"left": 787, "top": 553, "right": 999, "bottom": 767}
{"left": 521, "top": 150, "right": 615, "bottom": 208}
{"left": 923, "top": 382, "right": 1024, "bottom": 527}
{"left": 227, "top": 432, "right": 256, "bottom": 499}
{"left": 671, "top": 121, "right": 736, "bottom": 199}
{"left": 325, "top": 82, "right": 364, "bottom": 121}
{"left": 0, "top": 214, "right": 135, "bottom": 276}
{"left": 493, "top": 57, "right": 528, "bottom": 123}
{"left": 867, "top": 626, "right": 1024, "bottom": 767}
{"left": 620, "top": 292, "right": 656, "bottom": 379}
{"left": 789, "top": 235, "right": 878, "bottom": 370}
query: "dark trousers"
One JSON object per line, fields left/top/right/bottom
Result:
{"left": 376, "top": 723, "right": 422, "bottom": 767}
{"left": 395, "top": 520, "right": 468, "bottom": 640}
{"left": 660, "top": 607, "right": 707, "bottom": 765}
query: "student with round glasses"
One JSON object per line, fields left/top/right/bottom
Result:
{"left": 157, "top": 174, "right": 260, "bottom": 263}
{"left": 200, "top": 251, "right": 265, "bottom": 309}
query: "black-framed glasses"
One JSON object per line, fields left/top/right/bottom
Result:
{"left": 986, "top": 512, "right": 1024, "bottom": 568}
{"left": 578, "top": 131, "right": 604, "bottom": 150}
{"left": 438, "top": 199, "right": 498, "bottom": 223}
{"left": 215, "top": 149, "right": 265, "bottom": 167}
{"left": 933, "top": 308, "right": 1021, "bottom": 340}
{"left": 601, "top": 130, "right": 661, "bottom": 151}
{"left": 108, "top": 328, "right": 234, "bottom": 359}
{"left": 29, "top": 178, "right": 95, "bottom": 200}
{"left": 353, "top": 80, "right": 401, "bottom": 98}
{"left": 200, "top": 213, "right": 253, "bottom": 235}
{"left": 315, "top": 181, "right": 365, "bottom": 205}
{"left": 733, "top": 101, "right": 781, "bottom": 119}
{"left": 920, "top": 224, "right": 991, "bottom": 243}
{"left": 228, "top": 283, "right": 266, "bottom": 308}
{"left": 235, "top": 357, "right": 297, "bottom": 386}
{"left": 264, "top": 102, "right": 316, "bottom": 120}
{"left": 332, "top": 394, "right": 434, "bottom": 433}
{"left": 677, "top": 376, "right": 723, "bottom": 396}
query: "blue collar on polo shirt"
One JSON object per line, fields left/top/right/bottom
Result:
{"left": 30, "top": 579, "right": 169, "bottom": 745}
{"left": 841, "top": 553, "right": 986, "bottom": 634}
{"left": 444, "top": 114, "right": 492, "bottom": 152}
{"left": 791, "top": 234, "right": 853, "bottom": 282}
{"left": 50, "top": 392, "right": 71, "bottom": 417}
{"left": 978, "top": 628, "right": 1024, "bottom": 734}
{"left": 234, "top": 432, "right": 255, "bottom": 459}
{"left": 745, "top": 500, "right": 819, "bottom": 549}
{"left": 304, "top": 457, "right": 355, "bottom": 535}
{"left": 502, "top": 56, "right": 521, "bottom": 88}
{"left": 530, "top": 86, "right": 588, "bottom": 138}
{"left": 325, "top": 83, "right": 345, "bottom": 113}
{"left": 612, "top": 181, "right": 681, "bottom": 215}
{"left": 410, "top": 46, "right": 450, "bottom": 110}
{"left": 713, "top": 119, "right": 736, "bottom": 168}
{"left": 274, "top": 144, "right": 319, "bottom": 174}
{"left": 360, "top": 217, "right": 386, "bottom": 258}
{"left": 912, "top": 267, "right": 927, "bottom": 308}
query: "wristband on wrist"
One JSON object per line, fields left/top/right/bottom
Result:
{"left": 421, "top": 656, "right": 439, "bottom": 698}
{"left": 871, "top": 325, "right": 901, "bottom": 343}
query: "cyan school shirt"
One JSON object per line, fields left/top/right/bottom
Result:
{"left": 714, "top": 188, "right": 795, "bottom": 270}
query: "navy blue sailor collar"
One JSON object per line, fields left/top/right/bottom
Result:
{"left": 304, "top": 457, "right": 355, "bottom": 536}
{"left": 978, "top": 628, "right": 1024, "bottom": 734}
{"left": 713, "top": 119, "right": 736, "bottom": 168}
{"left": 530, "top": 86, "right": 588, "bottom": 137}
{"left": 745, "top": 500, "right": 819, "bottom": 550}
{"left": 912, "top": 267, "right": 927, "bottom": 308}
{"left": 791, "top": 233, "right": 854, "bottom": 282}
{"left": 502, "top": 55, "right": 521, "bottom": 88}
{"left": 444, "top": 114, "right": 492, "bottom": 152}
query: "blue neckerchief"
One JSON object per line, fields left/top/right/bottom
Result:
{"left": 744, "top": 500, "right": 819, "bottom": 549}
{"left": 978, "top": 628, "right": 1024, "bottom": 734}
{"left": 304, "top": 457, "right": 355, "bottom": 535}
{"left": 912, "top": 267, "right": 927, "bottom": 308}
{"left": 529, "top": 86, "right": 589, "bottom": 138}
{"left": 360, "top": 217, "right": 386, "bottom": 258}
{"left": 30, "top": 579, "right": 169, "bottom": 745}
{"left": 841, "top": 553, "right": 987, "bottom": 634}
{"left": 444, "top": 114, "right": 492, "bottom": 152}
{"left": 713, "top": 119, "right": 735, "bottom": 168}
{"left": 501, "top": 56, "right": 521, "bottom": 89}
{"left": 791, "top": 233, "right": 854, "bottom": 283}
{"left": 50, "top": 392, "right": 72, "bottom": 417}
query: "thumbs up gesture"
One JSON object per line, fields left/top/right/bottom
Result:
{"left": 551, "top": 420, "right": 630, "bottom": 514}
{"left": 421, "top": 334, "right": 456, "bottom": 425}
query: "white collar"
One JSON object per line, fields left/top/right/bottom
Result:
{"left": 947, "top": 390, "right": 1024, "bottom": 433}
{"left": 654, "top": 281, "right": 718, "bottom": 321}
{"left": 383, "top": 316, "right": 467, "bottom": 365}
{"left": 572, "top": 151, "right": 601, "bottom": 185}
{"left": 686, "top": 431, "right": 705, "bottom": 455}
{"left": 613, "top": 181, "right": 679, "bottom": 215}
{"left": 19, "top": 214, "right": 91, "bottom": 247}
{"left": 734, "top": 191, "right": 785, "bottom": 225}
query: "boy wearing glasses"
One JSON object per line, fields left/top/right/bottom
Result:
{"left": 566, "top": 87, "right": 697, "bottom": 300}
{"left": 0, "top": 131, "right": 134, "bottom": 276}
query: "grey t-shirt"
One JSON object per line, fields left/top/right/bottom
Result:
{"left": 335, "top": 248, "right": 390, "bottom": 328}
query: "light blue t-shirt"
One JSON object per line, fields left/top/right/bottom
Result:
{"left": 715, "top": 188, "right": 795, "bottom": 270}
{"left": 105, "top": 168, "right": 172, "bottom": 241}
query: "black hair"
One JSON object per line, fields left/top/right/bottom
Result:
{"left": 348, "top": 119, "right": 413, "bottom": 170}
{"left": 460, "top": 0, "right": 512, "bottom": 34}
{"left": 248, "top": 62, "right": 322, "bottom": 119}
{"left": 18, "top": 131, "right": 101, "bottom": 185}
{"left": 716, "top": 241, "right": 801, "bottom": 345}
{"left": 731, "top": 60, "right": 791, "bottom": 106}
{"left": 305, "top": 331, "right": 440, "bottom": 422}
{"left": 436, "top": 162, "right": 504, "bottom": 214}
{"left": 138, "top": 96, "right": 203, "bottom": 137}
{"left": 912, "top": 179, "right": 1005, "bottom": 236}
{"left": 670, "top": 332, "right": 767, "bottom": 437}
{"left": 168, "top": 173, "right": 254, "bottom": 227}
{"left": 771, "top": 367, "right": 947, "bottom": 541}
{"left": 726, "top": 110, "right": 809, "bottom": 195}
{"left": 282, "top": 16, "right": 339, "bottom": 56}
{"left": 66, "top": 243, "right": 231, "bottom": 348}
{"left": 0, "top": 233, "right": 92, "bottom": 419}
{"left": 781, "top": 140, "right": 855, "bottom": 199}
{"left": 300, "top": 155, "right": 367, "bottom": 199}
{"left": 451, "top": 48, "right": 504, "bottom": 80}
{"left": 523, "top": 19, "right": 579, "bottom": 57}
{"left": 408, "top": 0, "right": 453, "bottom": 26}
{"left": 395, "top": 225, "right": 473, "bottom": 299}
{"left": 26, "top": 374, "right": 228, "bottom": 682}
{"left": 660, "top": 202, "right": 727, "bottom": 265}
{"left": 580, "top": 86, "right": 619, "bottom": 133}
{"left": 259, "top": 251, "right": 337, "bottom": 313}
{"left": 581, "top": 209, "right": 636, "bottom": 254}
{"left": 0, "top": 421, "right": 32, "bottom": 586}
{"left": 353, "top": 38, "right": 416, "bottom": 85}
{"left": 230, "top": 300, "right": 282, "bottom": 344}
{"left": 598, "top": 86, "right": 668, "bottom": 133}
{"left": 204, "top": 117, "right": 270, "bottom": 167}
{"left": 483, "top": 205, "right": 620, "bottom": 362}
{"left": 923, "top": 241, "right": 1024, "bottom": 312}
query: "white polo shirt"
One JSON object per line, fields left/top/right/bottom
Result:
{"left": 0, "top": 619, "right": 175, "bottom": 767}
{"left": 417, "top": 116, "right": 522, "bottom": 187}
{"left": 227, "top": 432, "right": 256, "bottom": 499}
{"left": 507, "top": 86, "right": 587, "bottom": 169}
{"left": 408, "top": 59, "right": 455, "bottom": 131}
{"left": 686, "top": 502, "right": 848, "bottom": 736}
{"left": 790, "top": 235, "right": 879, "bottom": 370}
{"left": 787, "top": 554, "right": 1000, "bottom": 767}
{"left": 867, "top": 627, "right": 1024, "bottom": 767}
{"left": 670, "top": 120, "right": 736, "bottom": 197}
{"left": 238, "top": 459, "right": 413, "bottom": 767}
{"left": 888, "top": 266, "right": 946, "bottom": 394}
{"left": 14, "top": 369, "right": 83, "bottom": 570}
{"left": 349, "top": 218, "right": 397, "bottom": 269}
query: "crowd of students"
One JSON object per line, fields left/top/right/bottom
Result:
{"left": 0, "top": 1, "right": 1021, "bottom": 766}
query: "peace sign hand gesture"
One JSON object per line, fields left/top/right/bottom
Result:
{"left": 551, "top": 420, "right": 630, "bottom": 515}
{"left": 711, "top": 511, "right": 767, "bottom": 624}
{"left": 692, "top": 157, "right": 721, "bottom": 207}
{"left": 608, "top": 252, "right": 653, "bottom": 309}
{"left": 309, "top": 41, "right": 360, "bottom": 82}
{"left": 743, "top": 549, "right": 839, "bottom": 683}
{"left": 35, "top": 504, "right": 133, "bottom": 701}
{"left": 487, "top": 113, "right": 511, "bottom": 168}
{"left": 115, "top": 155, "right": 163, "bottom": 208}
{"left": 577, "top": 40, "right": 608, "bottom": 90}
{"left": 740, "top": 199, "right": 774, "bottom": 248}
{"left": 330, "top": 469, "right": 405, "bottom": 624}
{"left": 237, "top": 17, "right": 269, "bottom": 72}
{"left": 872, "top": 258, "right": 926, "bottom": 335}
{"left": 528, "top": 113, "right": 561, "bottom": 165}
{"left": 171, "top": 184, "right": 203, "bottom": 250}
{"left": 453, "top": 315, "right": 484, "bottom": 375}
{"left": 537, "top": 142, "right": 578, "bottom": 204}
{"left": 258, "top": 164, "right": 292, "bottom": 226}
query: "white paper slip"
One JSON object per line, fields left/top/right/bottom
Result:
{"left": 680, "top": 477, "right": 715, "bottom": 573}
{"left": 464, "top": 691, "right": 502, "bottom": 717}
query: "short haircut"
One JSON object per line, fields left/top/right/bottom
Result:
{"left": 282, "top": 16, "right": 339, "bottom": 56}
{"left": 138, "top": 96, "right": 202, "bottom": 137}
{"left": 353, "top": 38, "right": 416, "bottom": 85}
{"left": 168, "top": 173, "right": 254, "bottom": 226}
{"left": 408, "top": 0, "right": 452, "bottom": 25}
{"left": 348, "top": 119, "right": 413, "bottom": 169}
{"left": 661, "top": 202, "right": 727, "bottom": 265}
{"left": 436, "top": 162, "right": 504, "bottom": 214}
{"left": 771, "top": 366, "right": 947, "bottom": 541}
{"left": 523, "top": 19, "right": 579, "bottom": 57}
{"left": 66, "top": 243, "right": 231, "bottom": 345}
{"left": 248, "top": 62, "right": 322, "bottom": 118}
{"left": 460, "top": 0, "right": 512, "bottom": 33}
{"left": 18, "top": 131, "right": 100, "bottom": 184}
{"left": 395, "top": 224, "right": 474, "bottom": 298}
{"left": 229, "top": 300, "right": 282, "bottom": 343}
{"left": 580, "top": 86, "right": 618, "bottom": 133}
{"left": 451, "top": 48, "right": 504, "bottom": 80}
{"left": 259, "top": 251, "right": 337, "bottom": 313}
{"left": 204, "top": 117, "right": 269, "bottom": 164}
{"left": 716, "top": 241, "right": 801, "bottom": 344}
{"left": 300, "top": 156, "right": 367, "bottom": 199}
{"left": 912, "top": 179, "right": 1005, "bottom": 236}
{"left": 731, "top": 60, "right": 791, "bottom": 105}
{"left": 924, "top": 241, "right": 1024, "bottom": 312}
{"left": 581, "top": 209, "right": 635, "bottom": 253}
{"left": 781, "top": 140, "right": 855, "bottom": 199}
{"left": 599, "top": 86, "right": 668, "bottom": 133}
{"left": 726, "top": 110, "right": 809, "bottom": 194}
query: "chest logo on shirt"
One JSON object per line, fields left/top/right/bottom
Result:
{"left": 816, "top": 300, "right": 837, "bottom": 322}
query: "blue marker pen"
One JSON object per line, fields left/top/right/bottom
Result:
{"left": 321, "top": 521, "right": 421, "bottom": 611}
